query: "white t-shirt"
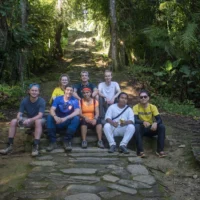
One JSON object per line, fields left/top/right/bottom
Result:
{"left": 105, "top": 103, "right": 135, "bottom": 123}
{"left": 98, "top": 82, "right": 120, "bottom": 101}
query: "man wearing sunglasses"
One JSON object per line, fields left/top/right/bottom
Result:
{"left": 0, "top": 83, "right": 46, "bottom": 157}
{"left": 133, "top": 90, "right": 166, "bottom": 158}
{"left": 46, "top": 85, "right": 80, "bottom": 152}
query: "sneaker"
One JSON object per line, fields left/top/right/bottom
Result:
{"left": 108, "top": 145, "right": 116, "bottom": 153}
{"left": 46, "top": 142, "right": 57, "bottom": 152}
{"left": 81, "top": 140, "right": 87, "bottom": 149}
{"left": 97, "top": 140, "right": 104, "bottom": 149}
{"left": 64, "top": 141, "right": 72, "bottom": 152}
{"left": 0, "top": 144, "right": 13, "bottom": 155}
{"left": 31, "top": 144, "right": 39, "bottom": 157}
{"left": 156, "top": 151, "right": 167, "bottom": 158}
{"left": 119, "top": 145, "right": 129, "bottom": 154}
{"left": 137, "top": 152, "right": 146, "bottom": 158}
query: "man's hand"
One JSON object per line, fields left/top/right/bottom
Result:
{"left": 107, "top": 98, "right": 114, "bottom": 105}
{"left": 23, "top": 118, "right": 32, "bottom": 125}
{"left": 150, "top": 122, "right": 157, "bottom": 131}
{"left": 143, "top": 121, "right": 151, "bottom": 128}
{"left": 110, "top": 121, "right": 118, "bottom": 127}
{"left": 54, "top": 116, "right": 64, "bottom": 124}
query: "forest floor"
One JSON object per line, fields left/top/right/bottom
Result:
{"left": 0, "top": 30, "right": 200, "bottom": 200}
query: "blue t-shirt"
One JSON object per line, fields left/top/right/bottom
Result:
{"left": 52, "top": 95, "right": 79, "bottom": 117}
{"left": 19, "top": 96, "right": 46, "bottom": 118}
{"left": 73, "top": 82, "right": 96, "bottom": 98}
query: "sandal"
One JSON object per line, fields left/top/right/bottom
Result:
{"left": 137, "top": 152, "right": 146, "bottom": 158}
{"left": 156, "top": 151, "right": 166, "bottom": 158}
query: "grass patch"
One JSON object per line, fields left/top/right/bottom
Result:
{"left": 152, "top": 95, "right": 200, "bottom": 118}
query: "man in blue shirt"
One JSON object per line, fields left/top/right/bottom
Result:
{"left": 0, "top": 83, "right": 46, "bottom": 157}
{"left": 73, "top": 71, "right": 98, "bottom": 100}
{"left": 46, "top": 85, "right": 80, "bottom": 152}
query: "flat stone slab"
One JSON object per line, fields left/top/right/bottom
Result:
{"left": 73, "top": 136, "right": 98, "bottom": 143}
{"left": 66, "top": 184, "right": 107, "bottom": 194}
{"left": 128, "top": 157, "right": 143, "bottom": 164}
{"left": 25, "top": 181, "right": 49, "bottom": 189}
{"left": 50, "top": 149, "right": 65, "bottom": 153}
{"left": 99, "top": 190, "right": 121, "bottom": 199}
{"left": 70, "top": 147, "right": 108, "bottom": 153}
{"left": 61, "top": 168, "right": 97, "bottom": 175}
{"left": 65, "top": 193, "right": 101, "bottom": 200}
{"left": 70, "top": 176, "right": 100, "bottom": 182}
{"left": 133, "top": 175, "right": 156, "bottom": 185}
{"left": 30, "top": 161, "right": 57, "bottom": 167}
{"left": 118, "top": 179, "right": 151, "bottom": 189}
{"left": 36, "top": 155, "right": 53, "bottom": 161}
{"left": 69, "top": 157, "right": 119, "bottom": 164}
{"left": 127, "top": 164, "right": 149, "bottom": 175}
{"left": 102, "top": 174, "right": 120, "bottom": 182}
{"left": 108, "top": 184, "right": 137, "bottom": 195}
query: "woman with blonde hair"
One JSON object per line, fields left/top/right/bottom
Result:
{"left": 49, "top": 74, "right": 70, "bottom": 104}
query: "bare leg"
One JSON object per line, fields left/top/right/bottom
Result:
{"left": 33, "top": 119, "right": 43, "bottom": 140}
{"left": 96, "top": 124, "right": 103, "bottom": 140}
{"left": 81, "top": 125, "right": 87, "bottom": 140}
{"left": 8, "top": 119, "right": 18, "bottom": 138}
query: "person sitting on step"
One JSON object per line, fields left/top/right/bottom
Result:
{"left": 79, "top": 87, "right": 104, "bottom": 149}
{"left": 98, "top": 70, "right": 121, "bottom": 119}
{"left": 49, "top": 74, "right": 70, "bottom": 105}
{"left": 133, "top": 89, "right": 166, "bottom": 158}
{"left": 0, "top": 83, "right": 46, "bottom": 157}
{"left": 104, "top": 92, "right": 135, "bottom": 154}
{"left": 73, "top": 71, "right": 98, "bottom": 100}
{"left": 46, "top": 85, "right": 80, "bottom": 152}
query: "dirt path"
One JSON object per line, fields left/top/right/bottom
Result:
{"left": 0, "top": 30, "right": 200, "bottom": 200}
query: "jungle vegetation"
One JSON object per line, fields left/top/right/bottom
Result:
{"left": 0, "top": 0, "right": 200, "bottom": 114}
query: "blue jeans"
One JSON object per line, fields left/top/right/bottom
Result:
{"left": 135, "top": 124, "right": 165, "bottom": 154}
{"left": 47, "top": 115, "right": 80, "bottom": 143}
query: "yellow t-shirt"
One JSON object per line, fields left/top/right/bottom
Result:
{"left": 133, "top": 103, "right": 159, "bottom": 124}
{"left": 49, "top": 87, "right": 64, "bottom": 105}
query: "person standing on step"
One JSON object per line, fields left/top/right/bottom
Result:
{"left": 46, "top": 85, "right": 80, "bottom": 152}
{"left": 98, "top": 70, "right": 121, "bottom": 119}
{"left": 0, "top": 83, "right": 46, "bottom": 157}
{"left": 49, "top": 74, "right": 70, "bottom": 105}
{"left": 73, "top": 71, "right": 98, "bottom": 100}
{"left": 79, "top": 87, "right": 104, "bottom": 149}
{"left": 133, "top": 89, "right": 166, "bottom": 158}
{"left": 104, "top": 92, "right": 135, "bottom": 154}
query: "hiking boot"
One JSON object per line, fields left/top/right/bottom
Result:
{"left": 0, "top": 144, "right": 13, "bottom": 155}
{"left": 97, "top": 140, "right": 104, "bottom": 149}
{"left": 46, "top": 142, "right": 57, "bottom": 152}
{"left": 81, "top": 140, "right": 87, "bottom": 149}
{"left": 108, "top": 145, "right": 116, "bottom": 153}
{"left": 63, "top": 141, "right": 72, "bottom": 152}
{"left": 119, "top": 145, "right": 129, "bottom": 154}
{"left": 31, "top": 144, "right": 39, "bottom": 157}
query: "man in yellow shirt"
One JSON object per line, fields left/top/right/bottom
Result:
{"left": 133, "top": 90, "right": 166, "bottom": 158}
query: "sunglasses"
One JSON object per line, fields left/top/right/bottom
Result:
{"left": 140, "top": 95, "right": 148, "bottom": 99}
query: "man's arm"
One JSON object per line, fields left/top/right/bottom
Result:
{"left": 73, "top": 88, "right": 81, "bottom": 100}
{"left": 92, "top": 87, "right": 98, "bottom": 98}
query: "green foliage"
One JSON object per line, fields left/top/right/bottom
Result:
{"left": 152, "top": 95, "right": 200, "bottom": 117}
{"left": 0, "top": 84, "right": 25, "bottom": 108}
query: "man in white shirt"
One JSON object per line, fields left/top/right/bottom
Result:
{"left": 98, "top": 70, "right": 121, "bottom": 119}
{"left": 103, "top": 92, "right": 135, "bottom": 154}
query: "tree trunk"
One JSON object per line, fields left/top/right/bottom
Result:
{"left": 19, "top": 0, "right": 28, "bottom": 86}
{"left": 54, "top": 0, "right": 63, "bottom": 58}
{"left": 109, "top": 0, "right": 118, "bottom": 71}
{"left": 0, "top": 0, "right": 8, "bottom": 80}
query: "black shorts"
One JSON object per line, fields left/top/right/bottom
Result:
{"left": 80, "top": 118, "right": 102, "bottom": 129}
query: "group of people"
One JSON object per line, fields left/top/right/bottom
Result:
{"left": 0, "top": 70, "right": 166, "bottom": 158}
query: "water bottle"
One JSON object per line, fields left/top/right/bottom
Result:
{"left": 18, "top": 114, "right": 24, "bottom": 129}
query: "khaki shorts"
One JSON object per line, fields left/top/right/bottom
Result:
{"left": 18, "top": 118, "right": 46, "bottom": 128}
